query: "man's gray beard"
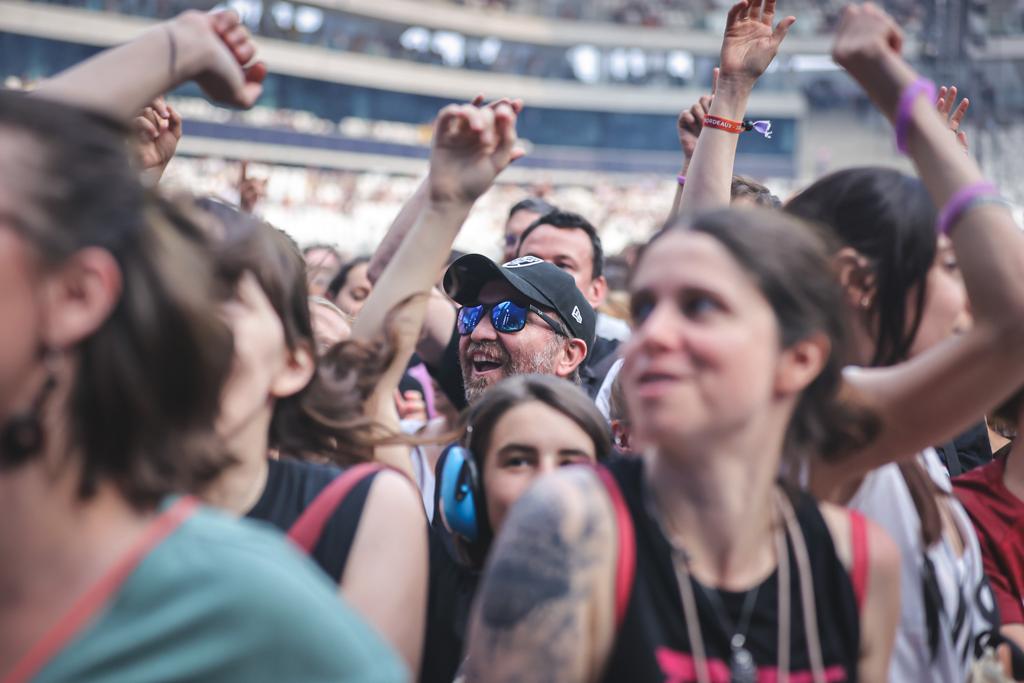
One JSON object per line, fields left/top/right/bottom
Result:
{"left": 462, "top": 337, "right": 563, "bottom": 404}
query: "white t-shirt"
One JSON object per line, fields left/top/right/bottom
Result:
{"left": 595, "top": 358, "right": 624, "bottom": 421}
{"left": 848, "top": 449, "right": 998, "bottom": 683}
{"left": 401, "top": 418, "right": 436, "bottom": 521}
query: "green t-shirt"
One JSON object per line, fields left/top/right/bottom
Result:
{"left": 34, "top": 502, "right": 407, "bottom": 683}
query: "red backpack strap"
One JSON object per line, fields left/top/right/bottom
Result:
{"left": 4, "top": 496, "right": 199, "bottom": 683}
{"left": 849, "top": 509, "right": 869, "bottom": 614}
{"left": 594, "top": 466, "right": 636, "bottom": 629}
{"left": 288, "top": 463, "right": 383, "bottom": 554}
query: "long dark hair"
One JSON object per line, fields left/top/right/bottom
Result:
{"left": 325, "top": 255, "right": 370, "bottom": 301}
{"left": 785, "top": 167, "right": 944, "bottom": 545}
{"left": 641, "top": 208, "right": 880, "bottom": 466}
{"left": 0, "top": 93, "right": 234, "bottom": 508}
{"left": 786, "top": 167, "right": 938, "bottom": 367}
{"left": 199, "top": 199, "right": 396, "bottom": 465}
{"left": 456, "top": 374, "right": 611, "bottom": 566}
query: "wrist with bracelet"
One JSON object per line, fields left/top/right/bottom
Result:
{"left": 702, "top": 115, "right": 774, "bottom": 139}
{"left": 937, "top": 182, "right": 1012, "bottom": 237}
{"left": 894, "top": 76, "right": 937, "bottom": 154}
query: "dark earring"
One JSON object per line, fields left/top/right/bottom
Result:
{"left": 0, "top": 349, "right": 59, "bottom": 467}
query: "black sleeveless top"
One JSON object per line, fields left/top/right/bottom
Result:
{"left": 246, "top": 457, "right": 378, "bottom": 582}
{"left": 601, "top": 458, "right": 860, "bottom": 682}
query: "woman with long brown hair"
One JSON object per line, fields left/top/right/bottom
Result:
{"left": 0, "top": 14, "right": 403, "bottom": 682}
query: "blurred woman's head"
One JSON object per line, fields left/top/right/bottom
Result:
{"left": 786, "top": 167, "right": 969, "bottom": 367}
{"left": 621, "top": 208, "right": 877, "bottom": 467}
{"left": 457, "top": 374, "right": 610, "bottom": 564}
{"left": 327, "top": 256, "right": 372, "bottom": 317}
{"left": 0, "top": 93, "right": 234, "bottom": 507}
{"left": 200, "top": 200, "right": 392, "bottom": 465}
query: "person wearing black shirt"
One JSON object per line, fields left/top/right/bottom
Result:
{"left": 422, "top": 375, "right": 610, "bottom": 683}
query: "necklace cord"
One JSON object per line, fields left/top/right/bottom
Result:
{"left": 776, "top": 496, "right": 791, "bottom": 683}
{"left": 778, "top": 491, "right": 827, "bottom": 683}
{"left": 653, "top": 485, "right": 827, "bottom": 683}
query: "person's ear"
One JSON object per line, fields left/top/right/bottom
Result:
{"left": 588, "top": 275, "right": 608, "bottom": 309}
{"left": 832, "top": 247, "right": 877, "bottom": 312}
{"left": 40, "top": 247, "right": 122, "bottom": 350}
{"left": 774, "top": 332, "right": 830, "bottom": 397}
{"left": 269, "top": 340, "right": 316, "bottom": 399}
{"left": 611, "top": 419, "right": 632, "bottom": 452}
{"left": 555, "top": 338, "right": 588, "bottom": 378}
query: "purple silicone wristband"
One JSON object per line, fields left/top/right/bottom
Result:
{"left": 937, "top": 182, "right": 999, "bottom": 236}
{"left": 895, "top": 77, "right": 937, "bottom": 154}
{"left": 677, "top": 174, "right": 686, "bottom": 186}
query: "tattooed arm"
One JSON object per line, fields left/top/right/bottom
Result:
{"left": 462, "top": 467, "right": 618, "bottom": 683}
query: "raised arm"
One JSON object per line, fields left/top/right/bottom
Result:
{"left": 678, "top": 0, "right": 794, "bottom": 214}
{"left": 366, "top": 96, "right": 524, "bottom": 286}
{"left": 32, "top": 10, "right": 265, "bottom": 120}
{"left": 668, "top": 71, "right": 716, "bottom": 222}
{"left": 813, "top": 3, "right": 1024, "bottom": 495}
{"left": 355, "top": 103, "right": 524, "bottom": 468}
{"left": 462, "top": 467, "right": 617, "bottom": 683}
{"left": 353, "top": 102, "right": 524, "bottom": 342}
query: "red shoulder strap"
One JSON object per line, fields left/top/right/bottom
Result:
{"left": 287, "top": 462, "right": 383, "bottom": 554}
{"left": 595, "top": 466, "right": 635, "bottom": 629}
{"left": 4, "top": 496, "right": 199, "bottom": 683}
{"left": 849, "top": 509, "right": 869, "bottom": 614}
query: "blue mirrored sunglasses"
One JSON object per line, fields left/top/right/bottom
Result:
{"left": 457, "top": 300, "right": 568, "bottom": 337}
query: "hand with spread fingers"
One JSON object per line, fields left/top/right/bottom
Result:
{"left": 427, "top": 102, "right": 526, "bottom": 205}
{"left": 133, "top": 96, "right": 182, "bottom": 179}
{"left": 936, "top": 85, "right": 970, "bottom": 153}
{"left": 719, "top": 0, "right": 796, "bottom": 89}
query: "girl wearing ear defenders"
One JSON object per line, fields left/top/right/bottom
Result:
{"left": 421, "top": 374, "right": 611, "bottom": 683}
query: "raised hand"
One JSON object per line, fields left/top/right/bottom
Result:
{"left": 471, "top": 94, "right": 525, "bottom": 115}
{"left": 936, "top": 85, "right": 970, "bottom": 153}
{"left": 832, "top": 3, "right": 917, "bottom": 120}
{"left": 173, "top": 10, "right": 267, "bottom": 109}
{"left": 427, "top": 102, "right": 525, "bottom": 205}
{"left": 719, "top": 0, "right": 795, "bottom": 88}
{"left": 832, "top": 3, "right": 903, "bottom": 80}
{"left": 133, "top": 96, "right": 182, "bottom": 174}
{"left": 677, "top": 68, "right": 718, "bottom": 161}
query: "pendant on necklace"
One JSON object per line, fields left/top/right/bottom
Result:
{"left": 729, "top": 634, "right": 757, "bottom": 683}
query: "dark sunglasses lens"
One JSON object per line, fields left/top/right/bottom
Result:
{"left": 458, "top": 305, "right": 484, "bottom": 336}
{"left": 492, "top": 301, "right": 528, "bottom": 333}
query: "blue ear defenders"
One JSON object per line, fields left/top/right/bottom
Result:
{"left": 438, "top": 444, "right": 484, "bottom": 543}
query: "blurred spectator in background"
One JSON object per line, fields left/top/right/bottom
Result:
{"left": 502, "top": 196, "right": 556, "bottom": 262}
{"left": 303, "top": 243, "right": 346, "bottom": 297}
{"left": 327, "top": 256, "right": 373, "bottom": 317}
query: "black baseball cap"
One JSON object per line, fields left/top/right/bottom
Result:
{"left": 444, "top": 254, "right": 596, "bottom": 355}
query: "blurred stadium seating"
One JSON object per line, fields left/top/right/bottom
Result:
{"left": 2, "top": 0, "right": 1021, "bottom": 255}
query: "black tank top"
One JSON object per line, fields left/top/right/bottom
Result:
{"left": 601, "top": 457, "right": 860, "bottom": 682}
{"left": 246, "top": 457, "right": 378, "bottom": 582}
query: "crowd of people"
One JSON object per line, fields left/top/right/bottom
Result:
{"left": 3, "top": 2, "right": 1024, "bottom": 683}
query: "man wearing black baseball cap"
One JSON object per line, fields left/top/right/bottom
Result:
{"left": 442, "top": 253, "right": 595, "bottom": 403}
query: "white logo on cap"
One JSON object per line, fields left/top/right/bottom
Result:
{"left": 503, "top": 255, "right": 544, "bottom": 268}
{"left": 572, "top": 306, "right": 583, "bottom": 324}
